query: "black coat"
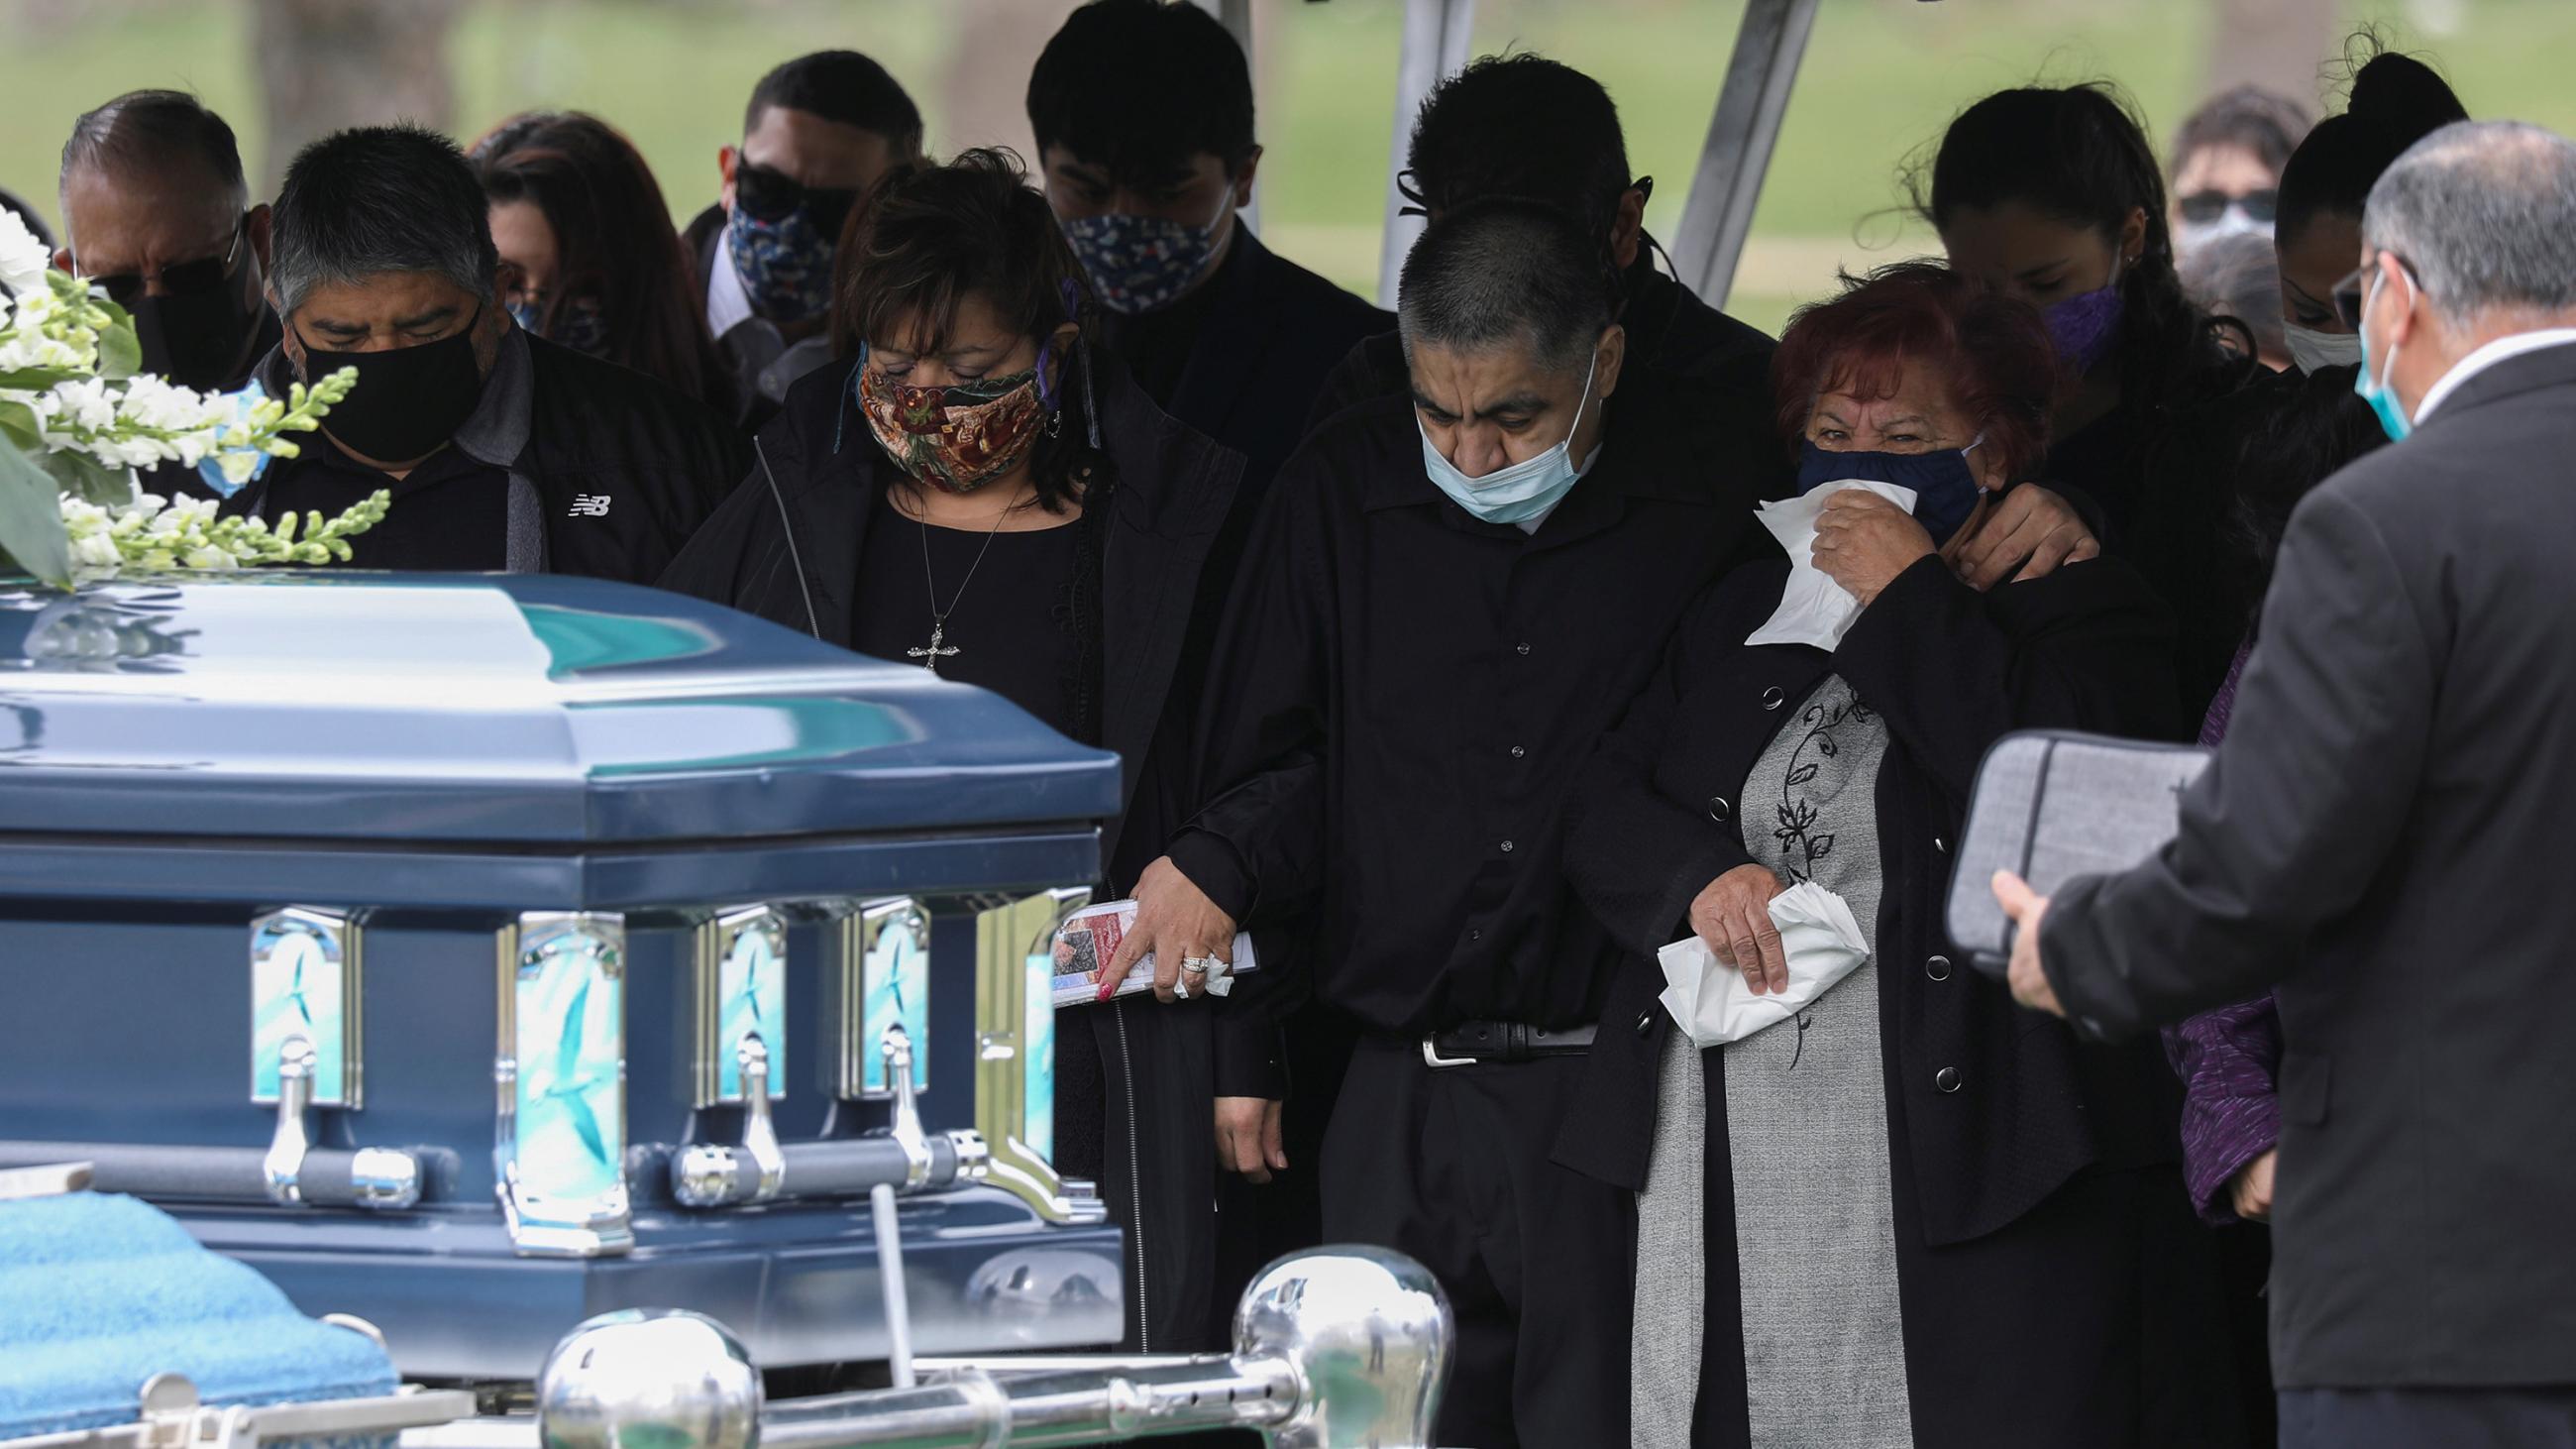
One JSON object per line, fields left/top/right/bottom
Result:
{"left": 1553, "top": 551, "right": 2243, "bottom": 1444}
{"left": 1147, "top": 226, "right": 1388, "bottom": 498}
{"left": 655, "top": 348, "right": 1248, "bottom": 1355}
{"left": 2040, "top": 341, "right": 2576, "bottom": 1392}
{"left": 1555, "top": 551, "right": 2188, "bottom": 1239}
{"left": 229, "top": 333, "right": 745, "bottom": 586}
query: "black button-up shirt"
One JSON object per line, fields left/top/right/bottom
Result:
{"left": 1169, "top": 372, "right": 1769, "bottom": 1087}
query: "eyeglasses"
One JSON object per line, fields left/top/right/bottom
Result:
{"left": 83, "top": 215, "right": 247, "bottom": 308}
{"left": 2330, "top": 253, "right": 2422, "bottom": 331}
{"left": 2177, "top": 187, "right": 2277, "bottom": 225}
{"left": 733, "top": 162, "right": 861, "bottom": 235}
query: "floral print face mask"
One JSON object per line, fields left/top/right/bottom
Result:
{"left": 727, "top": 201, "right": 836, "bottom": 325}
{"left": 1059, "top": 203, "right": 1230, "bottom": 315}
{"left": 855, "top": 346, "right": 1054, "bottom": 495}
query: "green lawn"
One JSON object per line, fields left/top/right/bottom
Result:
{"left": 8, "top": 0, "right": 2573, "bottom": 339}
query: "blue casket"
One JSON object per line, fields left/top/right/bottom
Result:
{"left": 0, "top": 573, "right": 1127, "bottom": 1381}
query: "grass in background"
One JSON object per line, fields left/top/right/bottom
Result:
{"left": 6, "top": 0, "right": 2574, "bottom": 340}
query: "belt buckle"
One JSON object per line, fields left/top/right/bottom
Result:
{"left": 1421, "top": 1037, "right": 1477, "bottom": 1069}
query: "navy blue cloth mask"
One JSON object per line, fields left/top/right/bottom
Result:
{"left": 1793, "top": 438, "right": 1986, "bottom": 545}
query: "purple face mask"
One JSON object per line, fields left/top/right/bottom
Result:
{"left": 2045, "top": 277, "right": 2126, "bottom": 376}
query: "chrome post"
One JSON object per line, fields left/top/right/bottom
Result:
{"left": 262, "top": 1036, "right": 315, "bottom": 1206}
{"left": 536, "top": 1246, "right": 1452, "bottom": 1449}
{"left": 881, "top": 1023, "right": 930, "bottom": 1191}
{"left": 736, "top": 1034, "right": 785, "bottom": 1202}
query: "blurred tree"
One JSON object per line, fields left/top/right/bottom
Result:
{"left": 251, "top": 0, "right": 462, "bottom": 189}
{"left": 2202, "top": 0, "right": 2341, "bottom": 110}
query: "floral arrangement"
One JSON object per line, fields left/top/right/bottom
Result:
{"left": 0, "top": 206, "right": 385, "bottom": 587}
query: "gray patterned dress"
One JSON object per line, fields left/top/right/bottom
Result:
{"left": 1633, "top": 675, "right": 1913, "bottom": 1448}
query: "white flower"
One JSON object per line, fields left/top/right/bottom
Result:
{"left": 0, "top": 207, "right": 48, "bottom": 299}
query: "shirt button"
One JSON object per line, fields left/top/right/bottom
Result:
{"left": 1499, "top": 839, "right": 1516, "bottom": 854}
{"left": 1935, "top": 1066, "right": 1962, "bottom": 1093}
{"left": 1762, "top": 686, "right": 1785, "bottom": 711}
{"left": 1708, "top": 796, "right": 1731, "bottom": 823}
{"left": 1635, "top": 1010, "right": 1657, "bottom": 1037}
{"left": 1515, "top": 641, "right": 1532, "bottom": 656}
{"left": 1509, "top": 744, "right": 1526, "bottom": 759}
{"left": 1467, "top": 928, "right": 1482, "bottom": 943}
{"left": 1934, "top": 836, "right": 1948, "bottom": 854}
{"left": 1925, "top": 954, "right": 1951, "bottom": 982}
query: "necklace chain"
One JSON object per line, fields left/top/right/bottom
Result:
{"left": 909, "top": 498, "right": 1019, "bottom": 673}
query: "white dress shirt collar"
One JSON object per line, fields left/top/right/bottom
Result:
{"left": 2414, "top": 327, "right": 2576, "bottom": 423}
{"left": 703, "top": 221, "right": 755, "bottom": 342}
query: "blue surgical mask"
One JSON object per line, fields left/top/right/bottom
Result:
{"left": 2353, "top": 267, "right": 2414, "bottom": 443}
{"left": 1794, "top": 437, "right": 1986, "bottom": 545}
{"left": 1418, "top": 351, "right": 1600, "bottom": 525}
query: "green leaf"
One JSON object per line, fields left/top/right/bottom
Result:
{"left": 0, "top": 366, "right": 80, "bottom": 390}
{"left": 93, "top": 298, "right": 141, "bottom": 380}
{"left": 0, "top": 400, "right": 38, "bottom": 451}
{"left": 35, "top": 448, "right": 130, "bottom": 506}
{"left": 0, "top": 446, "right": 72, "bottom": 589}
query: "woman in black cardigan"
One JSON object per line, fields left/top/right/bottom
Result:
{"left": 1556, "top": 263, "right": 2237, "bottom": 1447}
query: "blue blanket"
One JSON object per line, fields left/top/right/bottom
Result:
{"left": 0, "top": 1191, "right": 396, "bottom": 1440}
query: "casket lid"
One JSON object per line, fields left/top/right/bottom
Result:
{"left": 0, "top": 573, "right": 1124, "bottom": 846}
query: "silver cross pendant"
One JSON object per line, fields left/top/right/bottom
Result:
{"left": 908, "top": 620, "right": 959, "bottom": 675}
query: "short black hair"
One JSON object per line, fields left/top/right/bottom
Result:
{"left": 59, "top": 89, "right": 248, "bottom": 204}
{"left": 1399, "top": 197, "right": 1617, "bottom": 376}
{"left": 1405, "top": 55, "right": 1633, "bottom": 240}
{"left": 271, "top": 123, "right": 497, "bottom": 314}
{"left": 745, "top": 51, "right": 924, "bottom": 154}
{"left": 1026, "top": 0, "right": 1255, "bottom": 181}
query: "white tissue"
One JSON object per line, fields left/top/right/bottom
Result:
{"left": 1656, "top": 880, "right": 1873, "bottom": 1048}
{"left": 1743, "top": 479, "right": 1920, "bottom": 651}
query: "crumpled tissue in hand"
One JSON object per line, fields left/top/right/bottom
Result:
{"left": 1657, "top": 880, "right": 1872, "bottom": 1048}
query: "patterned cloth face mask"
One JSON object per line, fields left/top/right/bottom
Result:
{"left": 509, "top": 295, "right": 611, "bottom": 357}
{"left": 855, "top": 344, "right": 1056, "bottom": 495}
{"left": 1059, "top": 196, "right": 1231, "bottom": 315}
{"left": 727, "top": 201, "right": 836, "bottom": 324}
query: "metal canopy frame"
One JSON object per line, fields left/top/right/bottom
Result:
{"left": 1368, "top": 0, "right": 1821, "bottom": 311}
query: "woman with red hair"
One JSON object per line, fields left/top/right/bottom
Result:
{"left": 1556, "top": 262, "right": 2239, "bottom": 1444}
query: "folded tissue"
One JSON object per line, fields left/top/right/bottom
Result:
{"left": 1743, "top": 479, "right": 1919, "bottom": 651}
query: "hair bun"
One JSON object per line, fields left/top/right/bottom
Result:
{"left": 2346, "top": 52, "right": 2469, "bottom": 150}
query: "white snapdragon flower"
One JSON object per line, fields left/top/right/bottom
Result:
{"left": 0, "top": 207, "right": 48, "bottom": 299}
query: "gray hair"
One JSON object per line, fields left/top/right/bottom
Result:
{"left": 270, "top": 123, "right": 497, "bottom": 316}
{"left": 1398, "top": 198, "right": 1616, "bottom": 376}
{"left": 59, "top": 90, "right": 248, "bottom": 218}
{"left": 2365, "top": 120, "right": 2576, "bottom": 321}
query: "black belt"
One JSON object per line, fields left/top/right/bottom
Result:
{"left": 1422, "top": 1020, "right": 1598, "bottom": 1067}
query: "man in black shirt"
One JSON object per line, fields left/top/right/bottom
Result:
{"left": 54, "top": 91, "right": 283, "bottom": 502}
{"left": 229, "top": 125, "right": 742, "bottom": 582}
{"left": 1113, "top": 200, "right": 1740, "bottom": 1444}
{"left": 1027, "top": 0, "right": 1387, "bottom": 497}
{"left": 680, "top": 52, "right": 924, "bottom": 426}
{"left": 1310, "top": 54, "right": 1780, "bottom": 460}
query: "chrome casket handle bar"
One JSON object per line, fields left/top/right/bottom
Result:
{"left": 0, "top": 1141, "right": 422, "bottom": 1210}
{"left": 537, "top": 1245, "right": 1452, "bottom": 1449}
{"left": 671, "top": 1132, "right": 986, "bottom": 1208}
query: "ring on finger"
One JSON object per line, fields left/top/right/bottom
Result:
{"left": 1181, "top": 954, "right": 1217, "bottom": 976}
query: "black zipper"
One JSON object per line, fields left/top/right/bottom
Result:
{"left": 1112, "top": 998, "right": 1151, "bottom": 1350}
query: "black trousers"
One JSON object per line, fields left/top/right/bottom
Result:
{"left": 1321, "top": 1036, "right": 1635, "bottom": 1449}
{"left": 2279, "top": 1387, "right": 2576, "bottom": 1448}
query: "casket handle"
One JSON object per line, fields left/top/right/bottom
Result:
{"left": 262, "top": 1036, "right": 316, "bottom": 1206}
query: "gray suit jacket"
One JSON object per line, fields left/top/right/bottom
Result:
{"left": 2039, "top": 339, "right": 2576, "bottom": 1391}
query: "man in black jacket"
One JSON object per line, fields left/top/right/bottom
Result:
{"left": 1996, "top": 121, "right": 2576, "bottom": 1448}
{"left": 1309, "top": 55, "right": 1778, "bottom": 453}
{"left": 55, "top": 90, "right": 282, "bottom": 502}
{"left": 681, "top": 52, "right": 924, "bottom": 426}
{"left": 228, "top": 125, "right": 742, "bottom": 584}
{"left": 1112, "top": 200, "right": 1743, "bottom": 1445}
{"left": 1027, "top": 0, "right": 1387, "bottom": 498}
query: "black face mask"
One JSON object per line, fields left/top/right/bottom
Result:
{"left": 294, "top": 304, "right": 488, "bottom": 464}
{"left": 130, "top": 254, "right": 265, "bottom": 392}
